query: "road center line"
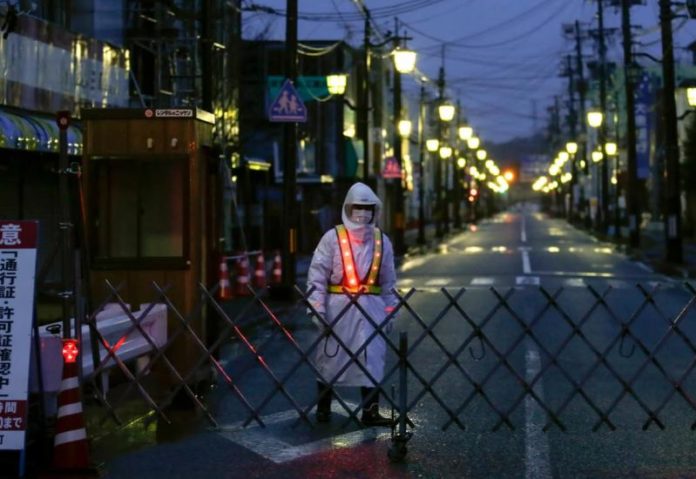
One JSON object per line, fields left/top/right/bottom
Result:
{"left": 525, "top": 344, "right": 552, "bottom": 479}
{"left": 521, "top": 249, "right": 531, "bottom": 274}
{"left": 521, "top": 215, "right": 527, "bottom": 243}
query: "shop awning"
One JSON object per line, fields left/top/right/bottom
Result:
{"left": 0, "top": 107, "right": 82, "bottom": 155}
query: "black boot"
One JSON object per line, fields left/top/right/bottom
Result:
{"left": 360, "top": 387, "right": 395, "bottom": 427}
{"left": 316, "top": 381, "right": 333, "bottom": 423}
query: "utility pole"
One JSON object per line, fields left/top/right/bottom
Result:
{"left": 596, "top": 0, "right": 610, "bottom": 235}
{"left": 659, "top": 0, "right": 683, "bottom": 262}
{"left": 360, "top": 10, "right": 371, "bottom": 182}
{"left": 280, "top": 0, "right": 298, "bottom": 294}
{"left": 621, "top": 0, "right": 640, "bottom": 250}
{"left": 417, "top": 82, "right": 427, "bottom": 245}
{"left": 392, "top": 18, "right": 405, "bottom": 255}
{"left": 453, "top": 99, "right": 463, "bottom": 229}
{"left": 565, "top": 54, "right": 578, "bottom": 221}
{"left": 575, "top": 21, "right": 590, "bottom": 227}
{"left": 435, "top": 56, "right": 445, "bottom": 239}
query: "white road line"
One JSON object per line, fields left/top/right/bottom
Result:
{"left": 471, "top": 277, "right": 495, "bottom": 286}
{"left": 564, "top": 278, "right": 586, "bottom": 288}
{"left": 525, "top": 345, "right": 552, "bottom": 479}
{"left": 516, "top": 276, "right": 540, "bottom": 286}
{"left": 425, "top": 278, "right": 450, "bottom": 286}
{"left": 521, "top": 215, "right": 527, "bottom": 243}
{"left": 522, "top": 250, "right": 531, "bottom": 274}
{"left": 217, "top": 403, "right": 389, "bottom": 464}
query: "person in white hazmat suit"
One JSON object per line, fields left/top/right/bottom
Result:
{"left": 306, "top": 182, "right": 398, "bottom": 426}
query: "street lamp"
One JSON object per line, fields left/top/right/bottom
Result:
{"left": 605, "top": 141, "right": 618, "bottom": 156}
{"left": 393, "top": 48, "right": 417, "bottom": 74}
{"left": 458, "top": 125, "right": 473, "bottom": 141}
{"left": 398, "top": 119, "right": 412, "bottom": 138}
{"left": 587, "top": 110, "right": 604, "bottom": 128}
{"left": 457, "top": 157, "right": 466, "bottom": 169}
{"left": 438, "top": 102, "right": 456, "bottom": 122}
{"left": 439, "top": 145, "right": 453, "bottom": 159}
{"left": 476, "top": 149, "right": 487, "bottom": 161}
{"left": 467, "top": 136, "right": 480, "bottom": 150}
{"left": 566, "top": 141, "right": 578, "bottom": 154}
{"left": 592, "top": 150, "right": 604, "bottom": 163}
{"left": 687, "top": 86, "right": 696, "bottom": 107}
{"left": 426, "top": 138, "right": 440, "bottom": 152}
{"left": 326, "top": 74, "right": 347, "bottom": 95}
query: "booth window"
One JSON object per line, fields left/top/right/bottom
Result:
{"left": 91, "top": 157, "right": 188, "bottom": 266}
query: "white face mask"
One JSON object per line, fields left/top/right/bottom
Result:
{"left": 351, "top": 209, "right": 373, "bottom": 224}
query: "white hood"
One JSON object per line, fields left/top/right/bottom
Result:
{"left": 341, "top": 182, "right": 382, "bottom": 231}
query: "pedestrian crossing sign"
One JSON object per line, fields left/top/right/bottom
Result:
{"left": 268, "top": 79, "right": 307, "bottom": 122}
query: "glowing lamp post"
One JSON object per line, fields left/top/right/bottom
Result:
{"left": 587, "top": 110, "right": 604, "bottom": 128}
{"left": 398, "top": 119, "right": 412, "bottom": 138}
{"left": 438, "top": 103, "right": 456, "bottom": 122}
{"left": 426, "top": 138, "right": 440, "bottom": 152}
{"left": 326, "top": 74, "right": 347, "bottom": 95}
{"left": 458, "top": 126, "right": 473, "bottom": 141}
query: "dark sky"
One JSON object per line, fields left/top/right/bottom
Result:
{"left": 243, "top": 0, "right": 696, "bottom": 145}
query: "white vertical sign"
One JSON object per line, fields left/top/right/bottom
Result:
{"left": 0, "top": 221, "right": 38, "bottom": 451}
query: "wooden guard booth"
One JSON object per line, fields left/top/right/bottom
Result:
{"left": 81, "top": 108, "right": 219, "bottom": 384}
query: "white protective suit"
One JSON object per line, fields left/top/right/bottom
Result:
{"left": 307, "top": 182, "right": 398, "bottom": 387}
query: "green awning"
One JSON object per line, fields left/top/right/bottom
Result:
{"left": 0, "top": 107, "right": 82, "bottom": 155}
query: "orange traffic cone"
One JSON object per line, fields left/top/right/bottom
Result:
{"left": 271, "top": 250, "right": 282, "bottom": 285}
{"left": 234, "top": 253, "right": 251, "bottom": 296}
{"left": 218, "top": 256, "right": 232, "bottom": 301}
{"left": 52, "top": 339, "right": 95, "bottom": 474}
{"left": 253, "top": 252, "right": 267, "bottom": 289}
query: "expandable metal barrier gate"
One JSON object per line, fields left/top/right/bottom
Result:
{"left": 76, "top": 280, "right": 696, "bottom": 462}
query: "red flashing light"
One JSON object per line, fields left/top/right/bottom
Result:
{"left": 62, "top": 339, "right": 79, "bottom": 363}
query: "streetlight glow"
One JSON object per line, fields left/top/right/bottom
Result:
{"left": 467, "top": 136, "right": 480, "bottom": 150}
{"left": 457, "top": 157, "right": 466, "bottom": 168}
{"left": 326, "top": 74, "right": 347, "bottom": 95}
{"left": 438, "top": 103, "right": 456, "bottom": 122}
{"left": 398, "top": 119, "right": 412, "bottom": 138}
{"left": 565, "top": 141, "right": 578, "bottom": 154}
{"left": 392, "top": 48, "right": 417, "bottom": 74}
{"left": 688, "top": 87, "right": 696, "bottom": 107}
{"left": 476, "top": 149, "right": 487, "bottom": 161}
{"left": 439, "top": 145, "right": 453, "bottom": 159}
{"left": 605, "top": 142, "right": 618, "bottom": 156}
{"left": 458, "top": 126, "right": 473, "bottom": 141}
{"left": 587, "top": 110, "right": 604, "bottom": 128}
{"left": 558, "top": 151, "right": 569, "bottom": 163}
{"left": 592, "top": 150, "right": 604, "bottom": 162}
{"left": 426, "top": 138, "right": 440, "bottom": 152}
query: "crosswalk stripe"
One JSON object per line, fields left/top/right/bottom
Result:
{"left": 425, "top": 278, "right": 450, "bottom": 286}
{"left": 471, "top": 277, "right": 495, "bottom": 285}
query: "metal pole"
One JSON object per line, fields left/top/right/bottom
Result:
{"left": 566, "top": 55, "right": 577, "bottom": 221}
{"left": 392, "top": 19, "right": 405, "bottom": 255}
{"left": 597, "top": 0, "right": 610, "bottom": 235}
{"left": 58, "top": 113, "right": 73, "bottom": 339}
{"left": 361, "top": 12, "right": 371, "bottom": 182}
{"left": 281, "top": 0, "right": 298, "bottom": 292}
{"left": 435, "top": 61, "right": 445, "bottom": 238}
{"left": 659, "top": 0, "right": 683, "bottom": 263}
{"left": 417, "top": 83, "right": 426, "bottom": 246}
{"left": 621, "top": 0, "right": 640, "bottom": 250}
{"left": 575, "top": 21, "right": 590, "bottom": 227}
{"left": 453, "top": 100, "right": 462, "bottom": 229}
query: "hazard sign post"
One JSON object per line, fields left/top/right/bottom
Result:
{"left": 0, "top": 220, "right": 38, "bottom": 477}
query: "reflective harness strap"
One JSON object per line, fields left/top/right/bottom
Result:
{"left": 328, "top": 225, "right": 383, "bottom": 294}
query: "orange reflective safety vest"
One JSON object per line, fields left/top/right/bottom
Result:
{"left": 327, "top": 225, "right": 383, "bottom": 294}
